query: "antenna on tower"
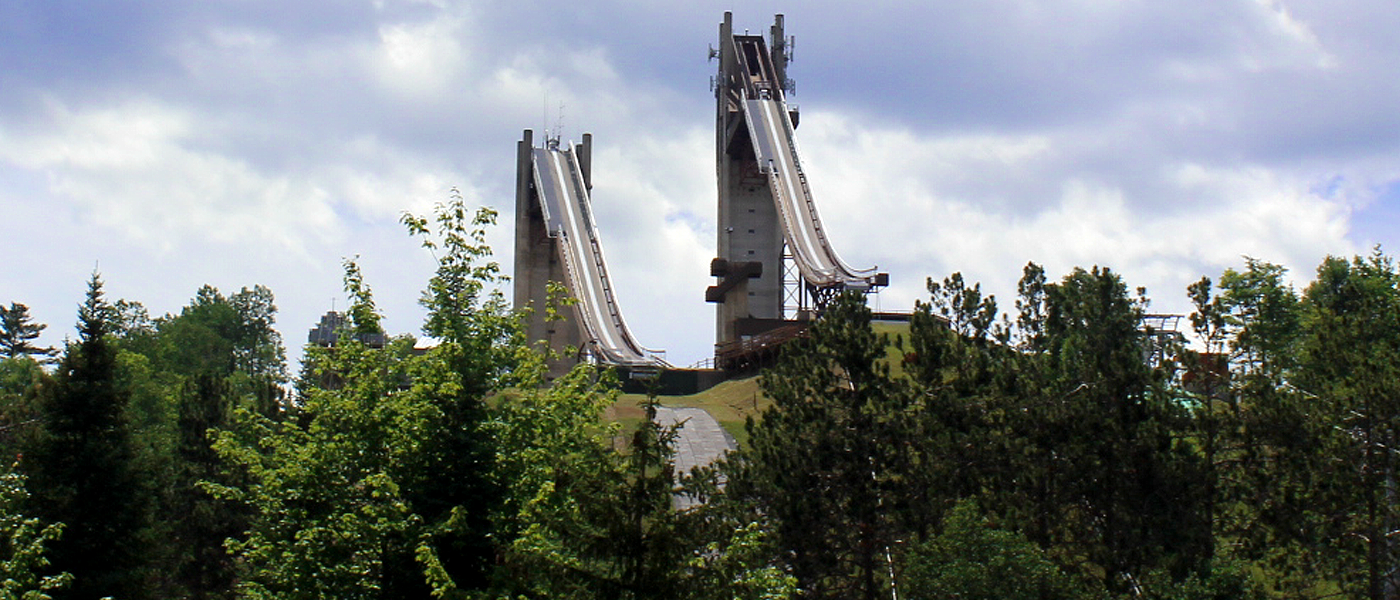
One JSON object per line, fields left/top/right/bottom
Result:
{"left": 552, "top": 101, "right": 567, "bottom": 142}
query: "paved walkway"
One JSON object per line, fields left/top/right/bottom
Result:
{"left": 654, "top": 406, "right": 737, "bottom": 509}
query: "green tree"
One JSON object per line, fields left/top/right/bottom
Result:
{"left": 731, "top": 291, "right": 912, "bottom": 600}
{"left": 399, "top": 195, "right": 521, "bottom": 592}
{"left": 902, "top": 500, "right": 1079, "bottom": 600}
{"left": 0, "top": 358, "right": 48, "bottom": 461}
{"left": 211, "top": 263, "right": 448, "bottom": 599}
{"left": 0, "top": 304, "right": 55, "bottom": 361}
{"left": 1294, "top": 251, "right": 1400, "bottom": 599}
{"left": 1192, "top": 259, "right": 1345, "bottom": 595}
{"left": 904, "top": 271, "right": 1012, "bottom": 538}
{"left": 95, "top": 284, "right": 289, "bottom": 600}
{"left": 0, "top": 464, "right": 71, "bottom": 600}
{"left": 215, "top": 195, "right": 522, "bottom": 599}
{"left": 493, "top": 367, "right": 696, "bottom": 600}
{"left": 170, "top": 374, "right": 242, "bottom": 600}
{"left": 1036, "top": 267, "right": 1207, "bottom": 590}
{"left": 24, "top": 272, "right": 151, "bottom": 600}
{"left": 908, "top": 266, "right": 1210, "bottom": 594}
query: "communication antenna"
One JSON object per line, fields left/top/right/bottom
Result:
{"left": 552, "top": 102, "right": 567, "bottom": 142}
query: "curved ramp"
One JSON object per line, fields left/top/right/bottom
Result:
{"left": 743, "top": 94, "right": 878, "bottom": 289}
{"left": 727, "top": 30, "right": 881, "bottom": 292}
{"left": 530, "top": 141, "right": 667, "bottom": 367}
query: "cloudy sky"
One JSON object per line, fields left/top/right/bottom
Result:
{"left": 3, "top": 0, "right": 1397, "bottom": 367}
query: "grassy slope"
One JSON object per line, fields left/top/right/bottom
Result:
{"left": 611, "top": 320, "right": 912, "bottom": 449}
{"left": 614, "top": 377, "right": 770, "bottom": 447}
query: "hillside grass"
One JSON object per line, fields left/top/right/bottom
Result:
{"left": 614, "top": 376, "right": 769, "bottom": 447}
{"left": 609, "top": 319, "right": 912, "bottom": 449}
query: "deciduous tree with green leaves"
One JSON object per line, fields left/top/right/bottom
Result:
{"left": 210, "top": 261, "right": 450, "bottom": 599}
{"left": 902, "top": 500, "right": 1080, "bottom": 600}
{"left": 0, "top": 464, "right": 70, "bottom": 600}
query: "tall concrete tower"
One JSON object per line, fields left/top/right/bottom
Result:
{"left": 513, "top": 129, "right": 590, "bottom": 379}
{"left": 707, "top": 12, "right": 794, "bottom": 346}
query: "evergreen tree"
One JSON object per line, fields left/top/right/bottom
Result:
{"left": 731, "top": 291, "right": 912, "bottom": 600}
{"left": 494, "top": 373, "right": 696, "bottom": 600}
{"left": 1295, "top": 252, "right": 1400, "bottom": 599}
{"left": 0, "top": 304, "right": 55, "bottom": 361}
{"left": 25, "top": 273, "right": 150, "bottom": 600}
{"left": 907, "top": 266, "right": 1211, "bottom": 594}
{"left": 170, "top": 374, "right": 241, "bottom": 600}
{"left": 0, "top": 357, "right": 48, "bottom": 461}
{"left": 1036, "top": 267, "right": 1208, "bottom": 589}
{"left": 1192, "top": 259, "right": 1342, "bottom": 594}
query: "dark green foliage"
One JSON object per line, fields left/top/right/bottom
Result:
{"left": 903, "top": 501, "right": 1080, "bottom": 600}
{"left": 0, "top": 304, "right": 54, "bottom": 361}
{"left": 1134, "top": 559, "right": 1267, "bottom": 600}
{"left": 1034, "top": 267, "right": 1209, "bottom": 588}
{"left": 1293, "top": 252, "right": 1400, "bottom": 598}
{"left": 18, "top": 199, "right": 1400, "bottom": 599}
{"left": 24, "top": 273, "right": 151, "bottom": 600}
{"left": 107, "top": 284, "right": 288, "bottom": 599}
{"left": 0, "top": 358, "right": 49, "bottom": 461}
{"left": 901, "top": 266, "right": 1211, "bottom": 594}
{"left": 494, "top": 379, "right": 695, "bottom": 600}
{"left": 1183, "top": 253, "right": 1400, "bottom": 598}
{"left": 170, "top": 374, "right": 241, "bottom": 600}
{"left": 733, "top": 291, "right": 912, "bottom": 600}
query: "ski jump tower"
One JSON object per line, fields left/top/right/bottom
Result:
{"left": 707, "top": 12, "right": 887, "bottom": 346}
{"left": 513, "top": 130, "right": 666, "bottom": 378}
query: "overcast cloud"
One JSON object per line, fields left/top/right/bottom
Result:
{"left": 2, "top": 0, "right": 1397, "bottom": 366}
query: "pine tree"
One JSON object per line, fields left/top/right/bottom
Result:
{"left": 1295, "top": 252, "right": 1400, "bottom": 599}
{"left": 732, "top": 291, "right": 912, "bottom": 600}
{"left": 0, "top": 303, "right": 55, "bottom": 360}
{"left": 1035, "top": 267, "right": 1208, "bottom": 589}
{"left": 25, "top": 272, "right": 150, "bottom": 600}
{"left": 170, "top": 374, "right": 241, "bottom": 600}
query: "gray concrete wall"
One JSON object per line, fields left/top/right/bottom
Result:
{"left": 513, "top": 129, "right": 583, "bottom": 379}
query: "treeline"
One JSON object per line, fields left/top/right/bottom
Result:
{"left": 734, "top": 255, "right": 1398, "bottom": 599}
{"left": 0, "top": 196, "right": 1396, "bottom": 599}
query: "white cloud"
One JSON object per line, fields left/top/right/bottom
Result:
{"left": 2, "top": 0, "right": 1397, "bottom": 365}
{"left": 786, "top": 108, "right": 1356, "bottom": 322}
{"left": 373, "top": 14, "right": 468, "bottom": 98}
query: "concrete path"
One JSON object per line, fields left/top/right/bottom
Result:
{"left": 654, "top": 406, "right": 737, "bottom": 509}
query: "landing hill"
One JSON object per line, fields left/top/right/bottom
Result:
{"left": 612, "top": 320, "right": 910, "bottom": 447}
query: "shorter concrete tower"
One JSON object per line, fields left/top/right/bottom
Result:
{"left": 512, "top": 129, "right": 591, "bottom": 379}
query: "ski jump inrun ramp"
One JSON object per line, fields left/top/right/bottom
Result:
{"left": 513, "top": 13, "right": 885, "bottom": 370}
